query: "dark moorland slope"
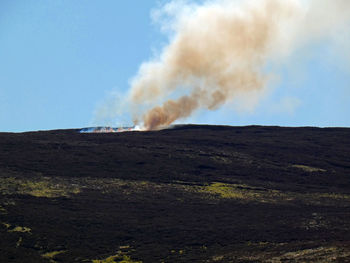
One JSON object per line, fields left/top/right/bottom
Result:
{"left": 1, "top": 125, "right": 350, "bottom": 262}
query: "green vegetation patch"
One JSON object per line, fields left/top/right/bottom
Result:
{"left": 79, "top": 178, "right": 350, "bottom": 207}
{"left": 199, "top": 182, "right": 282, "bottom": 203}
{"left": 42, "top": 250, "right": 66, "bottom": 259}
{"left": 42, "top": 250, "right": 66, "bottom": 263}
{"left": 9, "top": 226, "right": 31, "bottom": 233}
{"left": 16, "top": 236, "right": 23, "bottom": 248}
{"left": 2, "top": 222, "right": 11, "bottom": 229}
{"left": 199, "top": 182, "right": 350, "bottom": 206}
{"left": 292, "top": 164, "right": 326, "bottom": 173}
{"left": 2, "top": 222, "right": 32, "bottom": 235}
{"left": 266, "top": 246, "right": 350, "bottom": 262}
{"left": 0, "top": 177, "right": 80, "bottom": 198}
{"left": 92, "top": 251, "right": 142, "bottom": 263}
{"left": 0, "top": 205, "right": 6, "bottom": 214}
{"left": 2, "top": 222, "right": 31, "bottom": 233}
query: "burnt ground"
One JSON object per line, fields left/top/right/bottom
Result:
{"left": 0, "top": 125, "right": 350, "bottom": 262}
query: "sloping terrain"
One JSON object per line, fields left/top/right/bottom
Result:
{"left": 0, "top": 125, "right": 350, "bottom": 262}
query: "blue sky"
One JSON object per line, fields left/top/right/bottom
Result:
{"left": 1, "top": 0, "right": 349, "bottom": 132}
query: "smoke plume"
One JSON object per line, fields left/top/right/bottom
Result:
{"left": 129, "top": 0, "right": 350, "bottom": 130}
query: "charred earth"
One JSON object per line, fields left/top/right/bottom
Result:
{"left": 1, "top": 125, "right": 350, "bottom": 262}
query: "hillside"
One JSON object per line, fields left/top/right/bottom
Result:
{"left": 1, "top": 125, "right": 350, "bottom": 262}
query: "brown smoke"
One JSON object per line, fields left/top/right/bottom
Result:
{"left": 129, "top": 0, "right": 350, "bottom": 130}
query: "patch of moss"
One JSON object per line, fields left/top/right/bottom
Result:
{"left": 92, "top": 253, "right": 142, "bottom": 263}
{"left": 42, "top": 250, "right": 66, "bottom": 263}
{"left": 199, "top": 182, "right": 350, "bottom": 206}
{"left": 3, "top": 199, "right": 16, "bottom": 206}
{"left": 0, "top": 205, "right": 6, "bottom": 214}
{"left": 212, "top": 255, "right": 224, "bottom": 261}
{"left": 119, "top": 245, "right": 130, "bottom": 249}
{"left": 9, "top": 226, "right": 31, "bottom": 233}
{"left": 292, "top": 164, "right": 326, "bottom": 173}
{"left": 23, "top": 180, "right": 80, "bottom": 198}
{"left": 266, "top": 246, "right": 350, "bottom": 262}
{"left": 16, "top": 237, "right": 23, "bottom": 248}
{"left": 2, "top": 222, "right": 32, "bottom": 234}
{"left": 200, "top": 183, "right": 270, "bottom": 201}
{"left": 211, "top": 156, "right": 232, "bottom": 164}
{"left": 42, "top": 250, "right": 66, "bottom": 258}
{"left": 2, "top": 222, "right": 11, "bottom": 229}
{"left": 0, "top": 177, "right": 80, "bottom": 198}
{"left": 315, "top": 192, "right": 350, "bottom": 199}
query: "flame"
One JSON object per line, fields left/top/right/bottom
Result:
{"left": 80, "top": 126, "right": 142, "bottom": 133}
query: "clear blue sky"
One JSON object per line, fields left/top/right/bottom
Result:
{"left": 1, "top": 0, "right": 349, "bottom": 132}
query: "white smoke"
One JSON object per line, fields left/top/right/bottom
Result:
{"left": 104, "top": 0, "right": 350, "bottom": 130}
